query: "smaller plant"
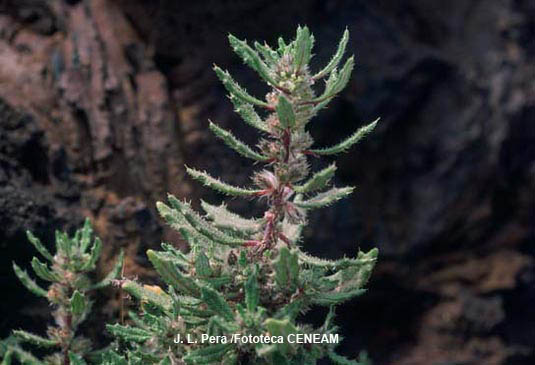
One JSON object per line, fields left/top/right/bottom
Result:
{"left": 0, "top": 219, "right": 124, "bottom": 365}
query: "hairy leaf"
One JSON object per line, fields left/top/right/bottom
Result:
{"left": 276, "top": 95, "right": 295, "bottom": 129}
{"left": 228, "top": 95, "right": 269, "bottom": 132}
{"left": 79, "top": 217, "right": 93, "bottom": 252}
{"left": 31, "top": 257, "right": 60, "bottom": 282}
{"left": 70, "top": 290, "right": 86, "bottom": 316}
{"left": 183, "top": 343, "right": 233, "bottom": 365}
{"left": 244, "top": 270, "right": 259, "bottom": 313}
{"left": 264, "top": 318, "right": 298, "bottom": 355}
{"left": 91, "top": 250, "right": 124, "bottom": 290}
{"left": 313, "top": 28, "right": 349, "bottom": 79}
{"left": 254, "top": 41, "right": 279, "bottom": 66}
{"left": 186, "top": 167, "right": 261, "bottom": 196}
{"left": 311, "top": 118, "right": 379, "bottom": 155}
{"left": 25, "top": 231, "right": 53, "bottom": 262}
{"left": 274, "top": 247, "right": 299, "bottom": 292}
{"left": 163, "top": 197, "right": 245, "bottom": 246}
{"left": 12, "top": 263, "right": 47, "bottom": 297}
{"left": 209, "top": 121, "right": 268, "bottom": 161}
{"left": 80, "top": 237, "right": 102, "bottom": 271}
{"left": 12, "top": 331, "right": 59, "bottom": 348}
{"left": 194, "top": 251, "right": 213, "bottom": 278}
{"left": 121, "top": 280, "right": 172, "bottom": 312}
{"left": 294, "top": 187, "right": 354, "bottom": 209}
{"left": 293, "top": 26, "right": 313, "bottom": 71}
{"left": 201, "top": 201, "right": 261, "bottom": 234}
{"left": 228, "top": 34, "right": 277, "bottom": 86}
{"left": 106, "top": 324, "right": 152, "bottom": 343}
{"left": 147, "top": 250, "right": 200, "bottom": 297}
{"left": 201, "top": 286, "right": 234, "bottom": 322}
{"left": 311, "top": 56, "right": 354, "bottom": 104}
{"left": 214, "top": 65, "right": 269, "bottom": 108}
{"left": 293, "top": 164, "right": 337, "bottom": 193}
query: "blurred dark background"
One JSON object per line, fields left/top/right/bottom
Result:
{"left": 0, "top": 0, "right": 533, "bottom": 364}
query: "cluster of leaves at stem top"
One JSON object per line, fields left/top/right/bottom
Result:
{"left": 105, "top": 26, "right": 379, "bottom": 365}
{"left": 0, "top": 219, "right": 124, "bottom": 365}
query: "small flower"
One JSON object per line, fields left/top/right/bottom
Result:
{"left": 253, "top": 170, "right": 279, "bottom": 192}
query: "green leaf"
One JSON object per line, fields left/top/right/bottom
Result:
{"left": 25, "top": 231, "right": 53, "bottom": 262}
{"left": 30, "top": 257, "right": 60, "bottom": 282}
{"left": 278, "top": 37, "right": 288, "bottom": 54}
{"left": 99, "top": 349, "right": 128, "bottom": 365}
{"left": 228, "top": 34, "right": 277, "bottom": 86}
{"left": 244, "top": 269, "right": 259, "bottom": 313}
{"left": 207, "top": 315, "right": 239, "bottom": 334}
{"left": 186, "top": 167, "right": 262, "bottom": 197}
{"left": 254, "top": 41, "right": 279, "bottom": 66}
{"left": 69, "top": 352, "right": 88, "bottom": 365}
{"left": 12, "top": 330, "right": 59, "bottom": 348}
{"left": 147, "top": 250, "right": 200, "bottom": 297}
{"left": 293, "top": 26, "right": 312, "bottom": 71}
{"left": 121, "top": 280, "right": 172, "bottom": 312}
{"left": 264, "top": 318, "right": 298, "bottom": 355}
{"left": 311, "top": 56, "right": 354, "bottom": 104}
{"left": 281, "top": 219, "right": 305, "bottom": 244}
{"left": 12, "top": 262, "right": 47, "bottom": 297}
{"left": 201, "top": 285, "right": 234, "bottom": 322}
{"left": 0, "top": 337, "right": 41, "bottom": 365}
{"left": 183, "top": 343, "right": 233, "bottom": 365}
{"left": 322, "top": 306, "right": 337, "bottom": 332}
{"left": 311, "top": 97, "right": 332, "bottom": 114}
{"left": 298, "top": 250, "right": 368, "bottom": 270}
{"left": 311, "top": 288, "right": 366, "bottom": 306}
{"left": 79, "top": 217, "right": 93, "bottom": 252}
{"left": 276, "top": 95, "right": 296, "bottom": 129}
{"left": 201, "top": 200, "right": 261, "bottom": 234}
{"left": 274, "top": 247, "right": 299, "bottom": 292}
{"left": 161, "top": 242, "right": 190, "bottom": 263}
{"left": 162, "top": 197, "right": 245, "bottom": 247}
{"left": 293, "top": 164, "right": 337, "bottom": 193}
{"left": 329, "top": 249, "right": 378, "bottom": 293}
{"left": 311, "top": 118, "right": 379, "bottom": 155}
{"left": 55, "top": 230, "right": 70, "bottom": 257}
{"left": 209, "top": 121, "right": 268, "bottom": 161}
{"left": 194, "top": 250, "right": 212, "bottom": 278}
{"left": 294, "top": 187, "right": 354, "bottom": 209}
{"left": 313, "top": 28, "right": 349, "bottom": 79}
{"left": 106, "top": 324, "right": 152, "bottom": 343}
{"left": 70, "top": 290, "right": 86, "bottom": 316}
{"left": 91, "top": 250, "right": 124, "bottom": 290}
{"left": 80, "top": 237, "right": 102, "bottom": 271}
{"left": 228, "top": 95, "right": 269, "bottom": 132}
{"left": 213, "top": 65, "right": 269, "bottom": 108}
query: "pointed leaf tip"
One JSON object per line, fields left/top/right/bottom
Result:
{"left": 311, "top": 118, "right": 379, "bottom": 155}
{"left": 313, "top": 28, "right": 350, "bottom": 80}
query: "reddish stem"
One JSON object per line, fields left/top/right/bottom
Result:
{"left": 62, "top": 313, "right": 72, "bottom": 365}
{"left": 283, "top": 129, "right": 291, "bottom": 163}
{"left": 302, "top": 150, "right": 319, "bottom": 157}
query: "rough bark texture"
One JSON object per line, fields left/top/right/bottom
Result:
{"left": 1, "top": 0, "right": 533, "bottom": 364}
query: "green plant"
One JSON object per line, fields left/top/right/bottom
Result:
{"left": 0, "top": 219, "right": 124, "bottom": 365}
{"left": 104, "top": 26, "right": 378, "bottom": 364}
